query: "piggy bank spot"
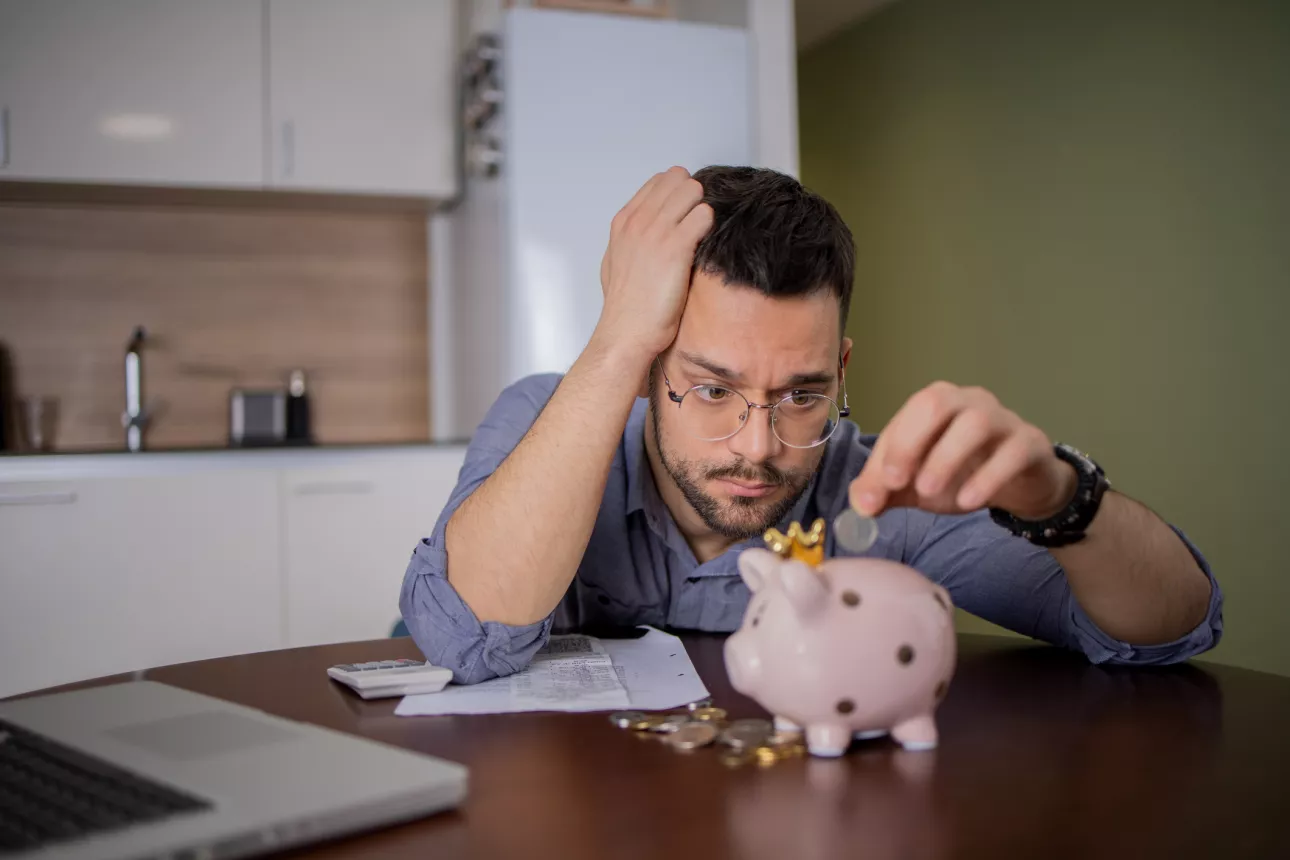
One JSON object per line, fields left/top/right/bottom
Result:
{"left": 749, "top": 599, "right": 768, "bottom": 628}
{"left": 836, "top": 698, "right": 855, "bottom": 715}
{"left": 897, "top": 644, "right": 916, "bottom": 665}
{"left": 840, "top": 589, "right": 861, "bottom": 608}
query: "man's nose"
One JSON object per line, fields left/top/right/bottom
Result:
{"left": 727, "top": 404, "right": 782, "bottom": 464}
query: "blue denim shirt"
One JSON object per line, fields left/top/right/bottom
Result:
{"left": 400, "top": 374, "right": 1223, "bottom": 684}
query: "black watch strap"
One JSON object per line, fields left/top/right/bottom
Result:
{"left": 989, "top": 443, "right": 1110, "bottom": 547}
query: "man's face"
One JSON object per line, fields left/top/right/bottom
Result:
{"left": 649, "top": 270, "right": 849, "bottom": 541}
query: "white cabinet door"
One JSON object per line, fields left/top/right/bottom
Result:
{"left": 0, "top": 0, "right": 264, "bottom": 188}
{"left": 267, "top": 0, "right": 457, "bottom": 196}
{"left": 283, "top": 449, "right": 465, "bottom": 647}
{"left": 0, "top": 472, "right": 282, "bottom": 698}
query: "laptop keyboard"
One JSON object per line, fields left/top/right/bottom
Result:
{"left": 0, "top": 717, "right": 213, "bottom": 854}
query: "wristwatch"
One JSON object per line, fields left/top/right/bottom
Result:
{"left": 989, "top": 443, "right": 1110, "bottom": 547}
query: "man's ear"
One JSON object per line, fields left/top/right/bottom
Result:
{"left": 840, "top": 336, "right": 853, "bottom": 371}
{"left": 738, "top": 549, "right": 782, "bottom": 593}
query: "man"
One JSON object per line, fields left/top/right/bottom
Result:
{"left": 401, "top": 166, "right": 1222, "bottom": 684}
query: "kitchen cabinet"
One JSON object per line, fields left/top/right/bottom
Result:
{"left": 0, "top": 471, "right": 282, "bottom": 699}
{"left": 0, "top": 446, "right": 467, "bottom": 698}
{"left": 282, "top": 449, "right": 464, "bottom": 647}
{"left": 0, "top": 0, "right": 264, "bottom": 188}
{"left": 267, "top": 0, "right": 457, "bottom": 196}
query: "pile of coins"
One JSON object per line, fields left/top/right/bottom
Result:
{"left": 609, "top": 700, "right": 807, "bottom": 768}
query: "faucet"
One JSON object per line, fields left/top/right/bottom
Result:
{"left": 122, "top": 326, "right": 149, "bottom": 452}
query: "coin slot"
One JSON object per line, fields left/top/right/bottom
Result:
{"left": 841, "top": 590, "right": 861, "bottom": 607}
{"left": 933, "top": 592, "right": 949, "bottom": 612}
{"left": 897, "top": 644, "right": 915, "bottom": 665}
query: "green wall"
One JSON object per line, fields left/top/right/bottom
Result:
{"left": 800, "top": 0, "right": 1290, "bottom": 676}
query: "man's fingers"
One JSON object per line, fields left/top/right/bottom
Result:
{"left": 614, "top": 168, "right": 675, "bottom": 232}
{"left": 957, "top": 429, "right": 1046, "bottom": 511}
{"left": 849, "top": 464, "right": 889, "bottom": 517}
{"left": 914, "top": 407, "right": 1000, "bottom": 498}
{"left": 869, "top": 382, "right": 964, "bottom": 492}
{"left": 658, "top": 176, "right": 706, "bottom": 227}
{"left": 676, "top": 201, "right": 714, "bottom": 247}
{"left": 632, "top": 166, "right": 691, "bottom": 226}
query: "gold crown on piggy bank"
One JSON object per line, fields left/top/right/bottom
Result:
{"left": 763, "top": 518, "right": 826, "bottom": 568}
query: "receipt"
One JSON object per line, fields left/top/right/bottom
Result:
{"left": 511, "top": 635, "right": 628, "bottom": 709}
{"left": 395, "top": 628, "right": 706, "bottom": 717}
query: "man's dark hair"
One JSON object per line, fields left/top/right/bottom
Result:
{"left": 692, "top": 166, "right": 855, "bottom": 328}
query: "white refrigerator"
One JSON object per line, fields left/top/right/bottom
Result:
{"left": 432, "top": 6, "right": 762, "bottom": 441}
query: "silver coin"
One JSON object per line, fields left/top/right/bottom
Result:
{"left": 649, "top": 714, "right": 693, "bottom": 734}
{"left": 668, "top": 722, "right": 719, "bottom": 751}
{"left": 720, "top": 718, "right": 772, "bottom": 750}
{"left": 609, "top": 710, "right": 647, "bottom": 729}
{"left": 833, "top": 506, "right": 879, "bottom": 553}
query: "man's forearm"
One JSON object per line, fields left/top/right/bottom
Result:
{"left": 445, "top": 337, "right": 652, "bottom": 626}
{"left": 1051, "top": 491, "right": 1212, "bottom": 645}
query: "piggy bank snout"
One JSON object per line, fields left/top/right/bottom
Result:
{"left": 723, "top": 633, "right": 762, "bottom": 695}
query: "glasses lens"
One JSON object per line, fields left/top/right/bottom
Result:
{"left": 677, "top": 386, "right": 749, "bottom": 441}
{"left": 772, "top": 394, "right": 841, "bottom": 448}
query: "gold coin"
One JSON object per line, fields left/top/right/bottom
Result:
{"left": 691, "top": 707, "right": 727, "bottom": 722}
{"left": 668, "top": 722, "right": 720, "bottom": 751}
{"left": 718, "top": 750, "right": 753, "bottom": 769}
{"left": 648, "top": 714, "right": 693, "bottom": 733}
{"left": 775, "top": 743, "right": 805, "bottom": 760}
{"left": 640, "top": 715, "right": 672, "bottom": 730}
{"left": 768, "top": 729, "right": 802, "bottom": 746}
{"left": 754, "top": 746, "right": 779, "bottom": 768}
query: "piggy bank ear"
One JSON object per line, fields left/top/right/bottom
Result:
{"left": 738, "top": 548, "right": 782, "bottom": 593}
{"left": 780, "top": 561, "right": 828, "bottom": 618}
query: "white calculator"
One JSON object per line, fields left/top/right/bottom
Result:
{"left": 327, "top": 658, "right": 453, "bottom": 699}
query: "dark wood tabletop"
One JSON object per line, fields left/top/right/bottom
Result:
{"left": 20, "top": 633, "right": 1290, "bottom": 859}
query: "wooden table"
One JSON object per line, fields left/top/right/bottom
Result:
{"left": 21, "top": 633, "right": 1290, "bottom": 859}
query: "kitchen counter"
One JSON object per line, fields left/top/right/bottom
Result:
{"left": 0, "top": 441, "right": 470, "bottom": 482}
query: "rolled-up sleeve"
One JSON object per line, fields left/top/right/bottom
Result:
{"left": 905, "top": 510, "right": 1223, "bottom": 666}
{"left": 399, "top": 374, "right": 563, "bottom": 684}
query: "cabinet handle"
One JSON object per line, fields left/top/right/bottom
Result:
{"left": 0, "top": 492, "right": 77, "bottom": 507}
{"left": 293, "top": 481, "right": 374, "bottom": 497}
{"left": 1, "top": 106, "right": 9, "bottom": 168}
{"left": 281, "top": 119, "right": 295, "bottom": 179}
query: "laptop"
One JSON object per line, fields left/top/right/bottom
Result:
{"left": 0, "top": 681, "right": 467, "bottom": 859}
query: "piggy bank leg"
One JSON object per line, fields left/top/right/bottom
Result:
{"left": 774, "top": 716, "right": 800, "bottom": 733}
{"left": 805, "top": 724, "right": 852, "bottom": 757}
{"left": 891, "top": 714, "right": 938, "bottom": 751}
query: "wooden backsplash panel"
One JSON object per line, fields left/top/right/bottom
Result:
{"left": 0, "top": 196, "right": 430, "bottom": 450}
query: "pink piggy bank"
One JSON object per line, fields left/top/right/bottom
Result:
{"left": 724, "top": 548, "right": 957, "bottom": 757}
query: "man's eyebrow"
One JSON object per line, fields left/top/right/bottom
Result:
{"left": 783, "top": 371, "right": 835, "bottom": 388}
{"left": 679, "top": 351, "right": 742, "bottom": 382}
{"left": 678, "top": 351, "right": 835, "bottom": 389}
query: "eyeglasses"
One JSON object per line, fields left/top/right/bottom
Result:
{"left": 658, "top": 359, "right": 851, "bottom": 449}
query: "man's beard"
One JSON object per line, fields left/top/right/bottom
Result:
{"left": 649, "top": 388, "right": 816, "bottom": 541}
